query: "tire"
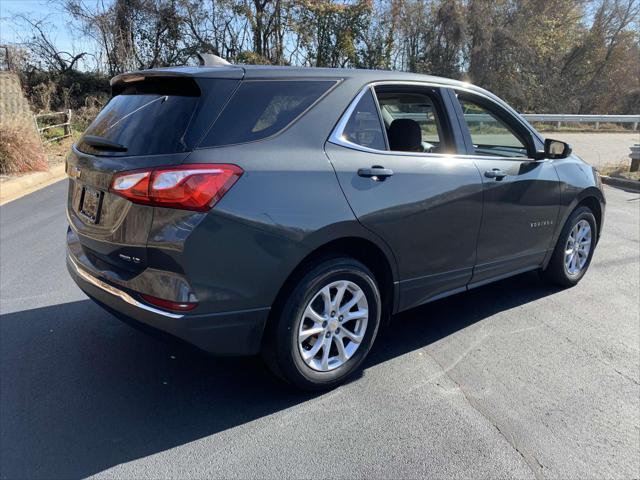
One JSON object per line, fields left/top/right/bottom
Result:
{"left": 263, "top": 257, "right": 381, "bottom": 390}
{"left": 541, "top": 206, "right": 597, "bottom": 287}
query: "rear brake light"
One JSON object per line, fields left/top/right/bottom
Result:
{"left": 140, "top": 294, "right": 198, "bottom": 312}
{"left": 110, "top": 164, "right": 243, "bottom": 211}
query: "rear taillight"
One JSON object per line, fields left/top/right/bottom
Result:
{"left": 140, "top": 294, "right": 198, "bottom": 312}
{"left": 110, "top": 164, "right": 243, "bottom": 211}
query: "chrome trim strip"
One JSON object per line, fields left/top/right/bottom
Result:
{"left": 370, "top": 85, "right": 390, "bottom": 150}
{"left": 328, "top": 81, "right": 540, "bottom": 162}
{"left": 68, "top": 254, "right": 184, "bottom": 319}
{"left": 328, "top": 85, "right": 370, "bottom": 149}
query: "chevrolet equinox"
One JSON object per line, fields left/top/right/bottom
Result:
{"left": 66, "top": 63, "right": 605, "bottom": 389}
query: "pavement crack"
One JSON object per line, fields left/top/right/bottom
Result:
{"left": 421, "top": 347, "right": 545, "bottom": 480}
{"left": 542, "top": 309, "right": 640, "bottom": 388}
{"left": 613, "top": 368, "right": 640, "bottom": 386}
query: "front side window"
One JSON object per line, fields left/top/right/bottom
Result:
{"left": 457, "top": 94, "right": 529, "bottom": 158}
{"left": 341, "top": 89, "right": 386, "bottom": 150}
{"left": 201, "top": 80, "right": 335, "bottom": 147}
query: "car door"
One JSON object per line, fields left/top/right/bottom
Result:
{"left": 450, "top": 89, "right": 561, "bottom": 286}
{"left": 325, "top": 84, "right": 483, "bottom": 312}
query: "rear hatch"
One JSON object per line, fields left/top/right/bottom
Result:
{"left": 66, "top": 70, "right": 242, "bottom": 277}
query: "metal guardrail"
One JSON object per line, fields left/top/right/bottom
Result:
{"left": 630, "top": 144, "right": 640, "bottom": 172}
{"left": 464, "top": 113, "right": 639, "bottom": 129}
{"left": 393, "top": 112, "right": 640, "bottom": 129}
{"left": 522, "top": 114, "right": 639, "bottom": 130}
{"left": 522, "top": 114, "right": 639, "bottom": 123}
{"left": 35, "top": 110, "right": 72, "bottom": 143}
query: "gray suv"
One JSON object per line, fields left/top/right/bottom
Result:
{"left": 66, "top": 64, "right": 605, "bottom": 389}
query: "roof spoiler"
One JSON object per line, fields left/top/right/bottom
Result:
{"left": 196, "top": 53, "right": 231, "bottom": 67}
{"left": 110, "top": 55, "right": 239, "bottom": 86}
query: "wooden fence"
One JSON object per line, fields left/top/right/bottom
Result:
{"left": 35, "top": 110, "right": 72, "bottom": 143}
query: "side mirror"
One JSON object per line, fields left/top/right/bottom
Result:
{"left": 543, "top": 138, "right": 572, "bottom": 159}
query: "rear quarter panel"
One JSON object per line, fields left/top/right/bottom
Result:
{"left": 171, "top": 80, "right": 399, "bottom": 313}
{"left": 180, "top": 143, "right": 386, "bottom": 313}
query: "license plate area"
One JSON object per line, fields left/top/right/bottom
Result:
{"left": 79, "top": 187, "right": 103, "bottom": 224}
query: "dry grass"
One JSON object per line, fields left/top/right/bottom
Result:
{"left": 44, "top": 133, "right": 79, "bottom": 166}
{"left": 0, "top": 120, "right": 48, "bottom": 174}
{"left": 533, "top": 123, "right": 635, "bottom": 133}
{"left": 598, "top": 161, "right": 640, "bottom": 181}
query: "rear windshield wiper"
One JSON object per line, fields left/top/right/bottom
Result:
{"left": 108, "top": 95, "right": 169, "bottom": 130}
{"left": 82, "top": 135, "right": 128, "bottom": 152}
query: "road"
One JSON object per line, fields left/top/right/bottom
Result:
{"left": 551, "top": 132, "right": 638, "bottom": 168}
{"left": 1, "top": 181, "right": 638, "bottom": 479}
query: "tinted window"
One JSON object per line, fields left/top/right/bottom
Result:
{"left": 458, "top": 96, "right": 529, "bottom": 158}
{"left": 341, "top": 89, "right": 386, "bottom": 150}
{"left": 78, "top": 77, "right": 238, "bottom": 157}
{"left": 376, "top": 88, "right": 450, "bottom": 153}
{"left": 201, "top": 80, "right": 334, "bottom": 147}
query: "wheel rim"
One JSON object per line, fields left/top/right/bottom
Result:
{"left": 564, "top": 219, "right": 592, "bottom": 277}
{"left": 297, "top": 280, "right": 369, "bottom": 372}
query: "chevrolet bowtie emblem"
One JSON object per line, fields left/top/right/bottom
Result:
{"left": 69, "top": 166, "right": 81, "bottom": 179}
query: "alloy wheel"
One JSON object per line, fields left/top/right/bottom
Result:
{"left": 564, "top": 219, "right": 592, "bottom": 276}
{"left": 297, "top": 280, "right": 369, "bottom": 372}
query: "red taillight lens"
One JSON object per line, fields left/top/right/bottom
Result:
{"left": 110, "top": 164, "right": 243, "bottom": 211}
{"left": 112, "top": 171, "right": 151, "bottom": 200}
{"left": 140, "top": 294, "right": 198, "bottom": 312}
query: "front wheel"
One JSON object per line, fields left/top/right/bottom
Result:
{"left": 263, "top": 257, "right": 381, "bottom": 390}
{"left": 541, "top": 206, "right": 597, "bottom": 287}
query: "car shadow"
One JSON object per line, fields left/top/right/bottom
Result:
{"left": 0, "top": 271, "right": 561, "bottom": 478}
{"left": 369, "top": 271, "right": 562, "bottom": 365}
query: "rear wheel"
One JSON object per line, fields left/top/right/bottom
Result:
{"left": 263, "top": 257, "right": 381, "bottom": 390}
{"left": 541, "top": 206, "right": 597, "bottom": 287}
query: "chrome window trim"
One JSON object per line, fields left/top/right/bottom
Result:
{"left": 370, "top": 85, "right": 390, "bottom": 150}
{"left": 68, "top": 254, "right": 185, "bottom": 319}
{"left": 328, "top": 85, "right": 371, "bottom": 151}
{"left": 328, "top": 80, "right": 540, "bottom": 162}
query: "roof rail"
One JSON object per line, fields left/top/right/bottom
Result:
{"left": 196, "top": 53, "right": 231, "bottom": 67}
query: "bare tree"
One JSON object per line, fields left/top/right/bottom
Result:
{"left": 63, "top": 0, "right": 190, "bottom": 74}
{"left": 5, "top": 0, "right": 639, "bottom": 116}
{"left": 12, "top": 14, "right": 88, "bottom": 73}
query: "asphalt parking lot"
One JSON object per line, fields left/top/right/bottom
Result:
{"left": 1, "top": 181, "right": 638, "bottom": 479}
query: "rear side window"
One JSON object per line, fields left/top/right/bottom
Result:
{"left": 341, "top": 89, "right": 386, "bottom": 150}
{"left": 77, "top": 77, "right": 237, "bottom": 157}
{"left": 201, "top": 80, "right": 335, "bottom": 147}
{"left": 375, "top": 86, "right": 452, "bottom": 154}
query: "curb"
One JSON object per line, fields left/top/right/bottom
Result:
{"left": 0, "top": 164, "right": 67, "bottom": 206}
{"left": 601, "top": 175, "right": 640, "bottom": 193}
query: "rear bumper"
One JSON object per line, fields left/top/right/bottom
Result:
{"left": 67, "top": 252, "right": 269, "bottom": 355}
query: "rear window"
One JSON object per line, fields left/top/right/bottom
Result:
{"left": 77, "top": 77, "right": 237, "bottom": 156}
{"left": 201, "top": 80, "right": 335, "bottom": 147}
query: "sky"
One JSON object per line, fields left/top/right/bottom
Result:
{"left": 0, "top": 0, "right": 81, "bottom": 54}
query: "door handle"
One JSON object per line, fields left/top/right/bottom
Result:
{"left": 484, "top": 168, "right": 508, "bottom": 180}
{"left": 357, "top": 165, "right": 394, "bottom": 181}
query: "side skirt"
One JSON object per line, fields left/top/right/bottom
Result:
{"left": 394, "top": 261, "right": 547, "bottom": 316}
